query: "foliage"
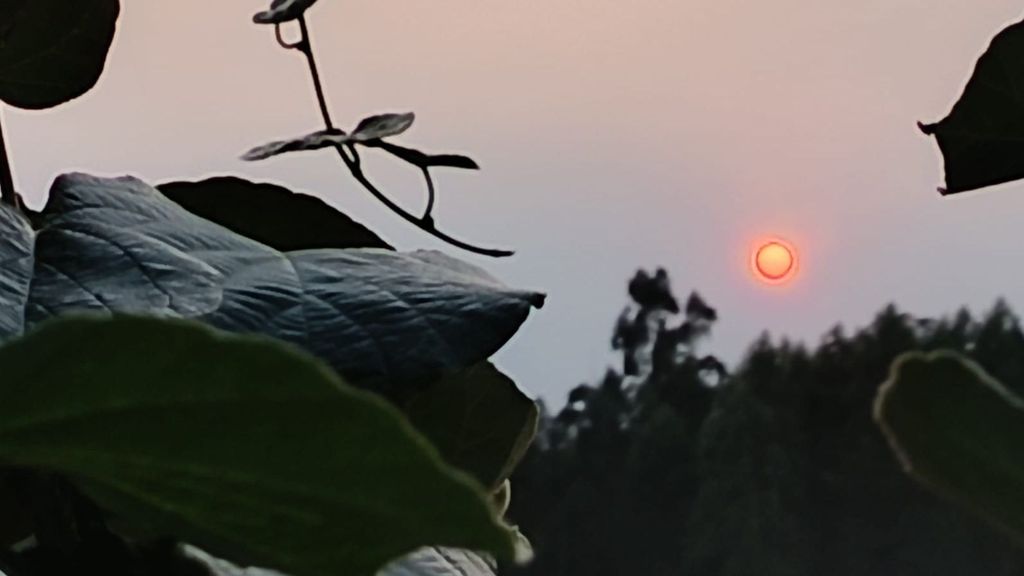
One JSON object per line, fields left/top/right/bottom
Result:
{"left": 405, "top": 363, "right": 540, "bottom": 491}
{"left": 20, "top": 173, "right": 541, "bottom": 391}
{"left": 876, "top": 352, "right": 1024, "bottom": 547}
{"left": 244, "top": 1, "right": 508, "bottom": 257}
{"left": 157, "top": 177, "right": 393, "bottom": 252}
{"left": 508, "top": 270, "right": 1024, "bottom": 576}
{"left": 903, "top": 14, "right": 1024, "bottom": 547}
{"left": 920, "top": 18, "right": 1024, "bottom": 195}
{"left": 378, "top": 548, "right": 501, "bottom": 576}
{"left": 507, "top": 269, "right": 723, "bottom": 576}
{"left": 0, "top": 2, "right": 542, "bottom": 576}
{"left": 0, "top": 0, "right": 119, "bottom": 110}
{"left": 0, "top": 316, "right": 515, "bottom": 576}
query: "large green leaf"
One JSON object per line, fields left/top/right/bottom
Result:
{"left": 875, "top": 351, "right": 1024, "bottom": 542}
{"left": 0, "top": 0, "right": 121, "bottom": 110}
{"left": 157, "top": 177, "right": 392, "bottom": 251}
{"left": 23, "top": 173, "right": 543, "bottom": 389}
{"left": 155, "top": 178, "right": 536, "bottom": 489}
{"left": 406, "top": 364, "right": 539, "bottom": 491}
{"left": 0, "top": 203, "right": 32, "bottom": 342}
{"left": 920, "top": 19, "right": 1024, "bottom": 195}
{"left": 0, "top": 315, "right": 516, "bottom": 576}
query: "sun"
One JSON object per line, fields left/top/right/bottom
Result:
{"left": 752, "top": 239, "right": 797, "bottom": 284}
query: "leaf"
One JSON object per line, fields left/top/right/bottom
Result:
{"left": 920, "top": 19, "right": 1024, "bottom": 194}
{"left": 353, "top": 113, "right": 416, "bottom": 143}
{"left": 0, "top": 471, "right": 32, "bottom": 548}
{"left": 0, "top": 0, "right": 121, "bottom": 110}
{"left": 179, "top": 546, "right": 284, "bottom": 576}
{"left": 373, "top": 142, "right": 480, "bottom": 170}
{"left": 26, "top": 173, "right": 544, "bottom": 390}
{"left": 406, "top": 364, "right": 539, "bottom": 490}
{"left": 252, "top": 0, "right": 320, "bottom": 25}
{"left": 178, "top": 545, "right": 502, "bottom": 576}
{"left": 244, "top": 114, "right": 417, "bottom": 164}
{"left": 378, "top": 548, "right": 497, "bottom": 576}
{"left": 492, "top": 480, "right": 512, "bottom": 516}
{"left": 874, "top": 351, "right": 1024, "bottom": 542}
{"left": 241, "top": 129, "right": 351, "bottom": 161}
{"left": 0, "top": 204, "right": 32, "bottom": 343}
{"left": 158, "top": 177, "right": 392, "bottom": 251}
{"left": 0, "top": 315, "right": 516, "bottom": 576}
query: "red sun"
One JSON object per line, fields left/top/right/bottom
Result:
{"left": 752, "top": 239, "right": 797, "bottom": 284}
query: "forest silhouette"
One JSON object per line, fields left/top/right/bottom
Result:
{"left": 506, "top": 270, "right": 1024, "bottom": 576}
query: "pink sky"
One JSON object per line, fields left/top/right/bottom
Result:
{"left": 8, "top": 1, "right": 1024, "bottom": 399}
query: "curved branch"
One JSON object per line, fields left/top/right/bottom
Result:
{"left": 274, "top": 23, "right": 303, "bottom": 50}
{"left": 283, "top": 13, "right": 511, "bottom": 257}
{"left": 333, "top": 147, "right": 513, "bottom": 257}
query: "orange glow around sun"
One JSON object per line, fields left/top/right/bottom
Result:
{"left": 752, "top": 239, "right": 797, "bottom": 284}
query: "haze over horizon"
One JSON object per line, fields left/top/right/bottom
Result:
{"left": 7, "top": 1, "right": 1024, "bottom": 401}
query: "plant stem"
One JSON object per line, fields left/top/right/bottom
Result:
{"left": 297, "top": 16, "right": 334, "bottom": 130}
{"left": 290, "top": 18, "right": 513, "bottom": 258}
{"left": 334, "top": 148, "right": 512, "bottom": 257}
{"left": 0, "top": 106, "right": 20, "bottom": 210}
{"left": 421, "top": 167, "right": 436, "bottom": 222}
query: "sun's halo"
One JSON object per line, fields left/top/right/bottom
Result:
{"left": 752, "top": 239, "right": 797, "bottom": 284}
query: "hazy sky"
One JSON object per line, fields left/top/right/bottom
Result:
{"left": 7, "top": 1, "right": 1024, "bottom": 401}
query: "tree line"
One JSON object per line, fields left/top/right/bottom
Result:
{"left": 506, "top": 269, "right": 1024, "bottom": 576}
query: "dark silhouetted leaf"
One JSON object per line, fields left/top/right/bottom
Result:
{"left": 241, "top": 129, "right": 351, "bottom": 161}
{"left": 875, "top": 351, "right": 1024, "bottom": 541}
{"left": 921, "top": 19, "right": 1024, "bottom": 194}
{"left": 406, "top": 364, "right": 539, "bottom": 490}
{"left": 158, "top": 177, "right": 392, "bottom": 251}
{"left": 686, "top": 292, "right": 717, "bottom": 322}
{"left": 25, "top": 173, "right": 543, "bottom": 390}
{"left": 0, "top": 315, "right": 516, "bottom": 576}
{"left": 0, "top": 0, "right": 120, "bottom": 110}
{"left": 353, "top": 113, "right": 416, "bottom": 142}
{"left": 567, "top": 384, "right": 592, "bottom": 405}
{"left": 628, "top": 269, "right": 678, "bottom": 313}
{"left": 0, "top": 471, "right": 32, "bottom": 548}
{"left": 373, "top": 142, "right": 480, "bottom": 170}
{"left": 252, "top": 0, "right": 319, "bottom": 25}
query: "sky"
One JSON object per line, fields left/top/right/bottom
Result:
{"left": 7, "top": 1, "right": 1024, "bottom": 402}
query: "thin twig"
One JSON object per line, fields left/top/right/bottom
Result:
{"left": 274, "top": 23, "right": 303, "bottom": 50}
{"left": 421, "top": 167, "right": 436, "bottom": 222}
{"left": 283, "top": 16, "right": 512, "bottom": 257}
{"left": 296, "top": 16, "right": 334, "bottom": 130}
{"left": 0, "top": 106, "right": 20, "bottom": 210}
